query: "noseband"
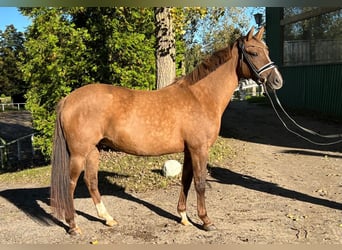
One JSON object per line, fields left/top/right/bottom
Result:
{"left": 238, "top": 39, "right": 277, "bottom": 84}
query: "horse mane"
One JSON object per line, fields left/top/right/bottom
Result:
{"left": 175, "top": 44, "right": 233, "bottom": 85}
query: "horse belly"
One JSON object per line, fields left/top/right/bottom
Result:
{"left": 106, "top": 121, "right": 184, "bottom": 156}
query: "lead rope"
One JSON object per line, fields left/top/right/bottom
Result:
{"left": 262, "top": 83, "right": 342, "bottom": 146}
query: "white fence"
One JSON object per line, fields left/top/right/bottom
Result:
{"left": 0, "top": 103, "right": 26, "bottom": 112}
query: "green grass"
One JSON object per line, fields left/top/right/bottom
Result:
{"left": 245, "top": 95, "right": 268, "bottom": 104}
{"left": 0, "top": 166, "right": 51, "bottom": 186}
{"left": 0, "top": 137, "right": 234, "bottom": 192}
{"left": 100, "top": 136, "right": 234, "bottom": 192}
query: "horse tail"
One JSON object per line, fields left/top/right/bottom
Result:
{"left": 50, "top": 97, "right": 74, "bottom": 219}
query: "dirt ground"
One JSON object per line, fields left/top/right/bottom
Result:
{"left": 0, "top": 101, "right": 341, "bottom": 244}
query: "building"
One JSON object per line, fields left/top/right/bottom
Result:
{"left": 266, "top": 7, "right": 342, "bottom": 118}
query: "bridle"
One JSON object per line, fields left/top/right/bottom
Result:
{"left": 238, "top": 39, "right": 277, "bottom": 85}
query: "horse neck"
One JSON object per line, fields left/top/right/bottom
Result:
{"left": 189, "top": 45, "right": 240, "bottom": 115}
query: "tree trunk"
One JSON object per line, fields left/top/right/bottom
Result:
{"left": 154, "top": 7, "right": 176, "bottom": 89}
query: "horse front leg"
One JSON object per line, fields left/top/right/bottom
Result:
{"left": 191, "top": 147, "right": 217, "bottom": 231}
{"left": 177, "top": 150, "right": 193, "bottom": 226}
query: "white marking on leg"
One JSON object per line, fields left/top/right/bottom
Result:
{"left": 95, "top": 201, "right": 117, "bottom": 226}
{"left": 179, "top": 211, "right": 192, "bottom": 226}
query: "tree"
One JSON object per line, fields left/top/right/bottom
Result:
{"left": 183, "top": 7, "right": 249, "bottom": 74}
{"left": 71, "top": 7, "right": 156, "bottom": 90}
{"left": 154, "top": 7, "right": 176, "bottom": 89}
{"left": 153, "top": 7, "right": 209, "bottom": 87}
{"left": 20, "top": 7, "right": 156, "bottom": 158}
{"left": 171, "top": 7, "right": 208, "bottom": 77}
{"left": 0, "top": 25, "right": 26, "bottom": 101}
{"left": 284, "top": 7, "right": 342, "bottom": 40}
{"left": 20, "top": 7, "right": 93, "bottom": 157}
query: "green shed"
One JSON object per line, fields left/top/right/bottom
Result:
{"left": 266, "top": 7, "right": 342, "bottom": 118}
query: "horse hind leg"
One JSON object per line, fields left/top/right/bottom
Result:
{"left": 65, "top": 155, "right": 85, "bottom": 235}
{"left": 84, "top": 147, "right": 117, "bottom": 227}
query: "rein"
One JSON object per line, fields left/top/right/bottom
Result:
{"left": 238, "top": 38, "right": 342, "bottom": 146}
{"left": 262, "top": 83, "right": 342, "bottom": 146}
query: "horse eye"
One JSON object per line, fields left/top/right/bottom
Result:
{"left": 249, "top": 52, "right": 258, "bottom": 57}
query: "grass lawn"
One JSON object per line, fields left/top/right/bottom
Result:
{"left": 0, "top": 137, "right": 234, "bottom": 192}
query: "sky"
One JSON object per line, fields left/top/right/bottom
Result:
{"left": 0, "top": 7, "right": 31, "bottom": 32}
{"left": 0, "top": 6, "right": 263, "bottom": 33}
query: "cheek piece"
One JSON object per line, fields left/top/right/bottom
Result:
{"left": 238, "top": 39, "right": 277, "bottom": 85}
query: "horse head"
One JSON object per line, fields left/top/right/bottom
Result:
{"left": 238, "top": 27, "right": 283, "bottom": 90}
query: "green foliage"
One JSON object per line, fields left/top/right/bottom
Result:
{"left": 183, "top": 7, "right": 250, "bottom": 74}
{"left": 0, "top": 137, "right": 233, "bottom": 192}
{"left": 0, "top": 25, "right": 26, "bottom": 98}
{"left": 171, "top": 7, "right": 208, "bottom": 77}
{"left": 21, "top": 8, "right": 93, "bottom": 158}
{"left": 109, "top": 31, "right": 155, "bottom": 90}
{"left": 21, "top": 7, "right": 156, "bottom": 159}
{"left": 284, "top": 7, "right": 342, "bottom": 40}
{"left": 71, "top": 7, "right": 156, "bottom": 89}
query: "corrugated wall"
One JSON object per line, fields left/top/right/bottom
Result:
{"left": 278, "top": 64, "right": 342, "bottom": 117}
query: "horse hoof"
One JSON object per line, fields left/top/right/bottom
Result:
{"left": 106, "top": 219, "right": 118, "bottom": 227}
{"left": 68, "top": 227, "right": 82, "bottom": 236}
{"left": 181, "top": 219, "right": 193, "bottom": 226}
{"left": 203, "top": 223, "right": 217, "bottom": 231}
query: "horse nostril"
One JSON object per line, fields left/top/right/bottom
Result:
{"left": 276, "top": 76, "right": 284, "bottom": 85}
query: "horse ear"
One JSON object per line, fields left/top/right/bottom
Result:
{"left": 247, "top": 27, "right": 254, "bottom": 41}
{"left": 255, "top": 26, "right": 265, "bottom": 40}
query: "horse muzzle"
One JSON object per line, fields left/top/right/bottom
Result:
{"left": 264, "top": 67, "right": 283, "bottom": 90}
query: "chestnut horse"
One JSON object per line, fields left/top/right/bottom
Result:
{"left": 50, "top": 27, "right": 283, "bottom": 234}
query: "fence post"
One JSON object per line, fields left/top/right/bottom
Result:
{"left": 0, "top": 145, "right": 7, "bottom": 168}
{"left": 31, "top": 134, "right": 35, "bottom": 157}
{"left": 0, "top": 147, "right": 3, "bottom": 168}
{"left": 17, "top": 140, "right": 21, "bottom": 161}
{"left": 0, "top": 103, "right": 26, "bottom": 112}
